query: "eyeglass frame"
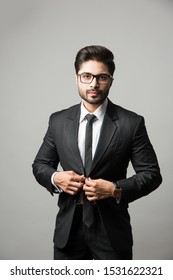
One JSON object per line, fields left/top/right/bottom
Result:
{"left": 77, "top": 72, "right": 114, "bottom": 84}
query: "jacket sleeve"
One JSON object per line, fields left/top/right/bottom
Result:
{"left": 116, "top": 116, "right": 162, "bottom": 203}
{"left": 32, "top": 115, "right": 59, "bottom": 195}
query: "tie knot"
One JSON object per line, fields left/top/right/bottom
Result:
{"left": 85, "top": 114, "right": 96, "bottom": 124}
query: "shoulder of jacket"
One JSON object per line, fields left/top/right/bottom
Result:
{"left": 49, "top": 103, "right": 80, "bottom": 120}
{"left": 113, "top": 103, "right": 143, "bottom": 120}
{"left": 107, "top": 100, "right": 144, "bottom": 130}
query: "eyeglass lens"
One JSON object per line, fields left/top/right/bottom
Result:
{"left": 79, "top": 73, "right": 112, "bottom": 84}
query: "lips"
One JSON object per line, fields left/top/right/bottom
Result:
{"left": 87, "top": 90, "right": 100, "bottom": 96}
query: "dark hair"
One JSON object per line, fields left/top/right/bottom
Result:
{"left": 74, "top": 45, "right": 115, "bottom": 76}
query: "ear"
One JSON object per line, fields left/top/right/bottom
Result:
{"left": 109, "top": 79, "right": 113, "bottom": 87}
{"left": 75, "top": 75, "right": 78, "bottom": 85}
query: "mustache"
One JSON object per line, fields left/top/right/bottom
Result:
{"left": 86, "top": 89, "right": 102, "bottom": 94}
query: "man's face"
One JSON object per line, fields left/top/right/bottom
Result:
{"left": 76, "top": 60, "right": 113, "bottom": 110}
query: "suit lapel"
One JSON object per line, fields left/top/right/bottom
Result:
{"left": 66, "top": 104, "right": 84, "bottom": 174}
{"left": 91, "top": 100, "right": 118, "bottom": 173}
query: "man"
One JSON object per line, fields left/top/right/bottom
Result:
{"left": 32, "top": 45, "right": 162, "bottom": 260}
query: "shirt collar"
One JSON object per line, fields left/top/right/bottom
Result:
{"left": 79, "top": 98, "right": 108, "bottom": 123}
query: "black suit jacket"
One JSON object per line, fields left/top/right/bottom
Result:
{"left": 32, "top": 100, "right": 162, "bottom": 251}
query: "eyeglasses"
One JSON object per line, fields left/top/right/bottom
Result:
{"left": 78, "top": 72, "right": 113, "bottom": 85}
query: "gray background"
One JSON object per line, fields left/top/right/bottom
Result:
{"left": 0, "top": 0, "right": 172, "bottom": 260}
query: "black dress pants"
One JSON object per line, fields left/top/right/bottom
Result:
{"left": 54, "top": 205, "right": 132, "bottom": 260}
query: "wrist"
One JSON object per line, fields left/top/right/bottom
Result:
{"left": 51, "top": 172, "right": 63, "bottom": 193}
{"left": 112, "top": 182, "right": 122, "bottom": 199}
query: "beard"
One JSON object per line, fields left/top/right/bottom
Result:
{"left": 79, "top": 89, "right": 109, "bottom": 105}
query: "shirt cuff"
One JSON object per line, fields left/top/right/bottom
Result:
{"left": 51, "top": 172, "right": 63, "bottom": 193}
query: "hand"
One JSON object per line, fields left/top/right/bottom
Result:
{"left": 83, "top": 178, "right": 115, "bottom": 201}
{"left": 53, "top": 171, "right": 85, "bottom": 195}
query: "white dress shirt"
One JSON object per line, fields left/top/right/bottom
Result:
{"left": 78, "top": 98, "right": 108, "bottom": 164}
{"left": 52, "top": 98, "right": 108, "bottom": 191}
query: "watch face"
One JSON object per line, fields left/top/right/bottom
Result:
{"left": 114, "top": 189, "right": 122, "bottom": 198}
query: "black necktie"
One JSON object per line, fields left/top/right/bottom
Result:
{"left": 83, "top": 114, "right": 96, "bottom": 227}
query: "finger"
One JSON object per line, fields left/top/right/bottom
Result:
{"left": 66, "top": 190, "right": 78, "bottom": 196}
{"left": 66, "top": 186, "right": 81, "bottom": 195}
{"left": 83, "top": 185, "right": 95, "bottom": 193}
{"left": 86, "top": 195, "right": 98, "bottom": 201}
{"left": 70, "top": 181, "right": 84, "bottom": 189}
{"left": 84, "top": 189, "right": 96, "bottom": 198}
{"left": 73, "top": 173, "right": 85, "bottom": 182}
{"left": 85, "top": 178, "right": 93, "bottom": 186}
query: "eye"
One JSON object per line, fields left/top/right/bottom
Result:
{"left": 81, "top": 73, "right": 92, "bottom": 80}
{"left": 98, "top": 74, "right": 108, "bottom": 81}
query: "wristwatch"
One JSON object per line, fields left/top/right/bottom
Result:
{"left": 112, "top": 182, "right": 122, "bottom": 199}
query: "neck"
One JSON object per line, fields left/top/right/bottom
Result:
{"left": 82, "top": 99, "right": 106, "bottom": 113}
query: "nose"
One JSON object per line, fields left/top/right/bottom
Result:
{"left": 90, "top": 76, "right": 99, "bottom": 87}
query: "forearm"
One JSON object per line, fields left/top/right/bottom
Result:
{"left": 32, "top": 161, "right": 57, "bottom": 194}
{"left": 116, "top": 169, "right": 162, "bottom": 203}
{"left": 32, "top": 141, "right": 59, "bottom": 194}
{"left": 115, "top": 116, "right": 162, "bottom": 203}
